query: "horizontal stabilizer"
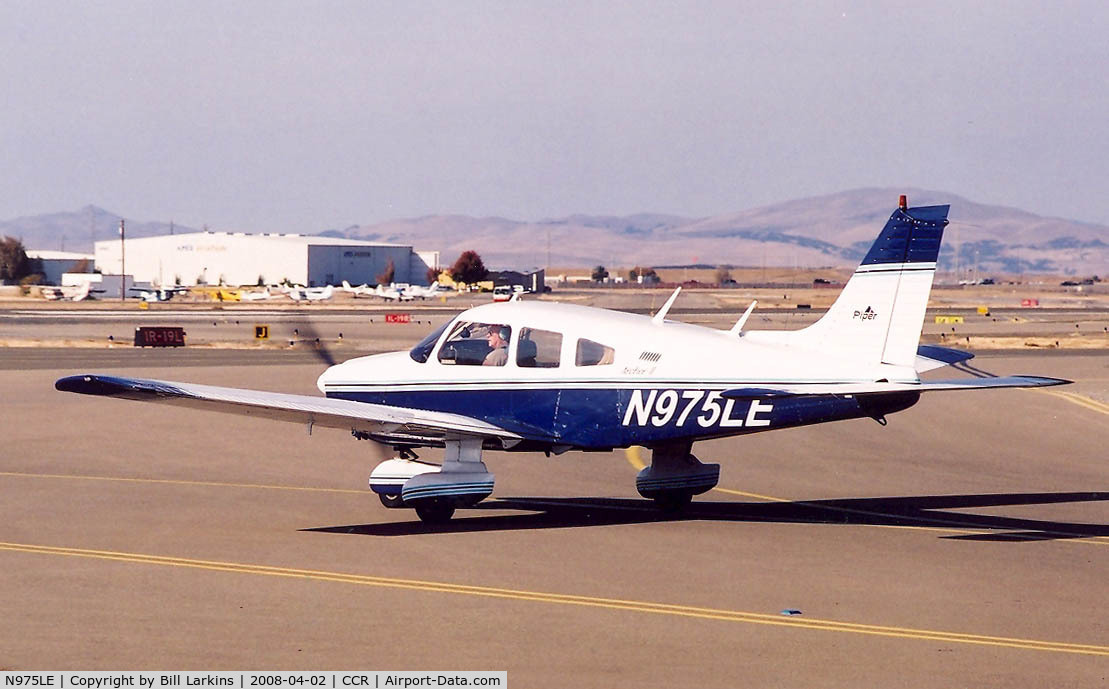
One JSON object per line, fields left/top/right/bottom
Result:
{"left": 916, "top": 345, "right": 974, "bottom": 372}
{"left": 55, "top": 374, "right": 520, "bottom": 441}
{"left": 721, "top": 375, "right": 1070, "bottom": 399}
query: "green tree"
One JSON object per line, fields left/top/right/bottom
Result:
{"left": 592, "top": 265, "right": 609, "bottom": 282}
{"left": 450, "top": 250, "right": 488, "bottom": 284}
{"left": 0, "top": 236, "right": 32, "bottom": 282}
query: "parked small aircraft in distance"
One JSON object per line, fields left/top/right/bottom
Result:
{"left": 130, "top": 286, "right": 189, "bottom": 303}
{"left": 343, "top": 280, "right": 443, "bottom": 300}
{"left": 41, "top": 282, "right": 92, "bottom": 301}
{"left": 241, "top": 287, "right": 283, "bottom": 301}
{"left": 57, "top": 196, "right": 1069, "bottom": 522}
{"left": 374, "top": 283, "right": 414, "bottom": 301}
{"left": 404, "top": 282, "right": 446, "bottom": 300}
{"left": 340, "top": 280, "right": 375, "bottom": 298}
{"left": 287, "top": 285, "right": 334, "bottom": 302}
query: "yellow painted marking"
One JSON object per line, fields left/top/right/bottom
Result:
{"left": 624, "top": 452, "right": 1108, "bottom": 545}
{"left": 712, "top": 486, "right": 789, "bottom": 502}
{"left": 4, "top": 468, "right": 1104, "bottom": 548}
{"left": 1, "top": 540, "right": 1106, "bottom": 657}
{"left": 625, "top": 446, "right": 647, "bottom": 470}
{"left": 1031, "top": 389, "right": 1109, "bottom": 416}
{"left": 0, "top": 471, "right": 365, "bottom": 495}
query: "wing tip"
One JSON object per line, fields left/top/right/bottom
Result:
{"left": 55, "top": 373, "right": 172, "bottom": 398}
{"left": 1016, "top": 375, "right": 1072, "bottom": 387}
{"left": 55, "top": 374, "right": 97, "bottom": 394}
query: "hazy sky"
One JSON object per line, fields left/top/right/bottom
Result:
{"left": 2, "top": 1, "right": 1107, "bottom": 233}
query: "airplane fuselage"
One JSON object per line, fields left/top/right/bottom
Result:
{"left": 317, "top": 301, "right": 919, "bottom": 451}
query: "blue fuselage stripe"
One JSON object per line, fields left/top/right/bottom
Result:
{"left": 326, "top": 387, "right": 920, "bottom": 450}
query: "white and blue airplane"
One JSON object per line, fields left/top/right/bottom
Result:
{"left": 56, "top": 197, "right": 1068, "bottom": 522}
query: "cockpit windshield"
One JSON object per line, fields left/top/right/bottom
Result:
{"left": 437, "top": 321, "right": 512, "bottom": 366}
{"left": 409, "top": 320, "right": 451, "bottom": 363}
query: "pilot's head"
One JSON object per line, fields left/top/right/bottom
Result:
{"left": 487, "top": 325, "right": 509, "bottom": 347}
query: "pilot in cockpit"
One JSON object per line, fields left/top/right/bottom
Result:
{"left": 483, "top": 325, "right": 510, "bottom": 366}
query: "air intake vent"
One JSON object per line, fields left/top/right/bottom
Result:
{"left": 639, "top": 351, "right": 662, "bottom": 363}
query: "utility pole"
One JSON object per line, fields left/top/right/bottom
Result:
{"left": 119, "top": 219, "right": 126, "bottom": 302}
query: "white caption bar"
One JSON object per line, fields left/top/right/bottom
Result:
{"left": 0, "top": 673, "right": 506, "bottom": 689}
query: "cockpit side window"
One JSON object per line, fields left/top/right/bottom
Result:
{"left": 517, "top": 328, "right": 562, "bottom": 368}
{"left": 409, "top": 320, "right": 451, "bottom": 363}
{"left": 575, "top": 338, "right": 615, "bottom": 366}
{"left": 437, "top": 321, "right": 512, "bottom": 366}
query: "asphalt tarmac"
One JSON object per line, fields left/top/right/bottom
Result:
{"left": 2, "top": 348, "right": 1107, "bottom": 686}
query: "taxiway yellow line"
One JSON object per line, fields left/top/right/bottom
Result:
{"left": 625, "top": 445, "right": 647, "bottom": 470}
{"left": 624, "top": 451, "right": 1109, "bottom": 546}
{"left": 0, "top": 540, "right": 1105, "bottom": 657}
{"left": 5, "top": 467, "right": 1106, "bottom": 546}
{"left": 1031, "top": 388, "right": 1109, "bottom": 416}
{"left": 711, "top": 486, "right": 792, "bottom": 502}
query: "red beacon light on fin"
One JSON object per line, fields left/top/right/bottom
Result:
{"left": 898, "top": 194, "right": 908, "bottom": 210}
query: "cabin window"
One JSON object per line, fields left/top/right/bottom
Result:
{"left": 409, "top": 321, "right": 450, "bottom": 363}
{"left": 517, "top": 328, "right": 562, "bottom": 368}
{"left": 437, "top": 321, "right": 512, "bottom": 366}
{"left": 575, "top": 338, "right": 615, "bottom": 366}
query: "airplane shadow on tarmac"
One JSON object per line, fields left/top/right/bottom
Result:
{"left": 303, "top": 491, "right": 1109, "bottom": 540}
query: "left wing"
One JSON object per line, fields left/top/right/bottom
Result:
{"left": 56, "top": 374, "right": 522, "bottom": 444}
{"left": 721, "top": 375, "right": 1070, "bottom": 399}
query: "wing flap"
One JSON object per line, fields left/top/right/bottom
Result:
{"left": 55, "top": 374, "right": 521, "bottom": 441}
{"left": 722, "top": 375, "right": 1070, "bottom": 399}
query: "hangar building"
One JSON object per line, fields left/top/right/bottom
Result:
{"left": 26, "top": 250, "right": 95, "bottom": 285}
{"left": 94, "top": 232, "right": 438, "bottom": 288}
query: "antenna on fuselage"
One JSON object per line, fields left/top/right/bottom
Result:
{"left": 652, "top": 287, "right": 682, "bottom": 325}
{"left": 728, "top": 300, "right": 758, "bottom": 336}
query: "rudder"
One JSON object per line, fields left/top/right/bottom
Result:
{"left": 796, "top": 197, "right": 949, "bottom": 369}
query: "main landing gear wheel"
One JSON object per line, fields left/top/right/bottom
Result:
{"left": 413, "top": 499, "right": 456, "bottom": 524}
{"left": 635, "top": 442, "right": 720, "bottom": 512}
{"left": 378, "top": 493, "right": 406, "bottom": 509}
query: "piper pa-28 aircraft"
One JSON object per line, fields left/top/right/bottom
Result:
{"left": 56, "top": 197, "right": 1069, "bottom": 522}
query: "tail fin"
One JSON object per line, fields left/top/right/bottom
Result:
{"left": 796, "top": 199, "right": 949, "bottom": 368}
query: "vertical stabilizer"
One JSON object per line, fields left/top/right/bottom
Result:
{"left": 795, "top": 200, "right": 949, "bottom": 368}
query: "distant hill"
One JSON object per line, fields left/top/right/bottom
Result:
{"left": 6, "top": 190, "right": 1107, "bottom": 274}
{"left": 329, "top": 189, "right": 1108, "bottom": 274}
{"left": 0, "top": 205, "right": 198, "bottom": 253}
